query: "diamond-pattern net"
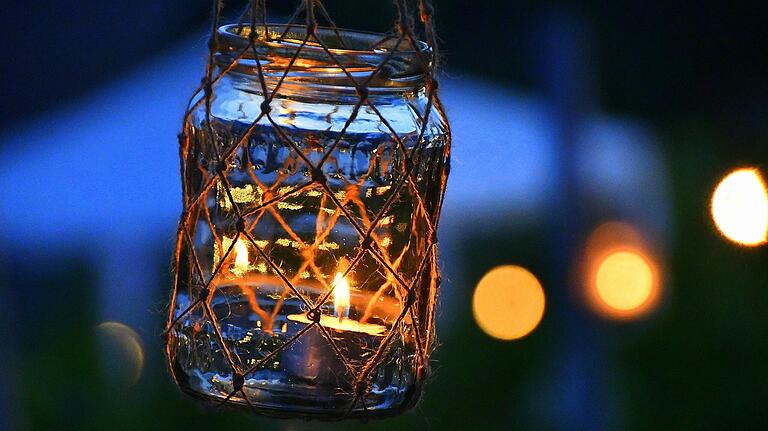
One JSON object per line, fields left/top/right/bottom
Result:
{"left": 164, "top": 0, "right": 449, "bottom": 419}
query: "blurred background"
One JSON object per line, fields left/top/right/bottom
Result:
{"left": 2, "top": 1, "right": 768, "bottom": 430}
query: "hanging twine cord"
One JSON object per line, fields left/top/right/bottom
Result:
{"left": 165, "top": 0, "right": 450, "bottom": 418}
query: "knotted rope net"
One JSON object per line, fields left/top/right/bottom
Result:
{"left": 165, "top": 0, "right": 450, "bottom": 418}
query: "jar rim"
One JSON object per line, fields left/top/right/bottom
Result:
{"left": 219, "top": 23, "right": 430, "bottom": 56}
{"left": 215, "top": 24, "right": 431, "bottom": 96}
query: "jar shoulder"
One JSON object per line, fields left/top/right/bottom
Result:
{"left": 190, "top": 82, "right": 447, "bottom": 139}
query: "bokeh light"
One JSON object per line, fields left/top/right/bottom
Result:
{"left": 472, "top": 265, "right": 545, "bottom": 341}
{"left": 596, "top": 251, "right": 655, "bottom": 311}
{"left": 96, "top": 321, "right": 144, "bottom": 387}
{"left": 711, "top": 168, "right": 768, "bottom": 246}
{"left": 582, "top": 222, "right": 661, "bottom": 320}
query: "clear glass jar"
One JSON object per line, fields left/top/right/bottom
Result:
{"left": 167, "top": 24, "right": 449, "bottom": 418}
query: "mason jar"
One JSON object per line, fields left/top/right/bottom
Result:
{"left": 166, "top": 23, "right": 450, "bottom": 418}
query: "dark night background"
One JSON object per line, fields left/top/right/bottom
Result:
{"left": 1, "top": 1, "right": 767, "bottom": 430}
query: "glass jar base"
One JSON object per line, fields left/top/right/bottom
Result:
{"left": 175, "top": 368, "right": 418, "bottom": 418}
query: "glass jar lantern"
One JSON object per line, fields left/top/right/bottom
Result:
{"left": 165, "top": 17, "right": 449, "bottom": 419}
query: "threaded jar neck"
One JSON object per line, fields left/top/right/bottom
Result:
{"left": 215, "top": 24, "right": 431, "bottom": 101}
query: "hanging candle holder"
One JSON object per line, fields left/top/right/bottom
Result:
{"left": 165, "top": 0, "right": 450, "bottom": 419}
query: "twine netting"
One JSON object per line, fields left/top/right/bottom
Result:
{"left": 164, "top": 0, "right": 450, "bottom": 418}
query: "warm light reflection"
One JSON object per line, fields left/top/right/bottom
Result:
{"left": 472, "top": 265, "right": 545, "bottom": 341}
{"left": 333, "top": 272, "right": 351, "bottom": 320}
{"left": 583, "top": 222, "right": 661, "bottom": 320}
{"left": 96, "top": 321, "right": 144, "bottom": 387}
{"left": 711, "top": 168, "right": 768, "bottom": 246}
{"left": 217, "top": 182, "right": 261, "bottom": 209}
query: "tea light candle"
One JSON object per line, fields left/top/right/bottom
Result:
{"left": 287, "top": 272, "right": 387, "bottom": 336}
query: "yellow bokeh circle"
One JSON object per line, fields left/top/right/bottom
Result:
{"left": 595, "top": 250, "right": 655, "bottom": 312}
{"left": 472, "top": 265, "right": 545, "bottom": 341}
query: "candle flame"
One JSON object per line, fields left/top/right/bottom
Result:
{"left": 233, "top": 239, "right": 250, "bottom": 272}
{"left": 333, "top": 272, "right": 350, "bottom": 321}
